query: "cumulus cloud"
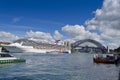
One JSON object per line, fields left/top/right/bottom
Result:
{"left": 0, "top": 31, "right": 19, "bottom": 42}
{"left": 53, "top": 30, "right": 63, "bottom": 40}
{"left": 26, "top": 30, "right": 54, "bottom": 43}
{"left": 62, "top": 24, "right": 102, "bottom": 43}
{"left": 86, "top": 0, "right": 120, "bottom": 49}
{"left": 62, "top": 25, "right": 88, "bottom": 37}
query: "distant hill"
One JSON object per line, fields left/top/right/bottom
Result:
{"left": 0, "top": 42, "right": 10, "bottom": 52}
{"left": 0, "top": 42, "right": 10, "bottom": 45}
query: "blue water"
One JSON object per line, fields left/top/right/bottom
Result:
{"left": 0, "top": 53, "right": 119, "bottom": 80}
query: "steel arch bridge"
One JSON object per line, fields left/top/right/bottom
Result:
{"left": 71, "top": 39, "right": 107, "bottom": 53}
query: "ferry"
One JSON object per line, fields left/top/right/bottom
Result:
{"left": 0, "top": 53, "right": 26, "bottom": 64}
{"left": 93, "top": 54, "right": 118, "bottom": 64}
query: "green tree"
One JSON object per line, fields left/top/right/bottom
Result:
{"left": 114, "top": 47, "right": 120, "bottom": 52}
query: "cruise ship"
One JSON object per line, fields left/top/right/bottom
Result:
{"left": 2, "top": 39, "right": 71, "bottom": 53}
{"left": 2, "top": 43, "right": 47, "bottom": 53}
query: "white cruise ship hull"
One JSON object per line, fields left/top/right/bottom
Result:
{"left": 3, "top": 45, "right": 47, "bottom": 53}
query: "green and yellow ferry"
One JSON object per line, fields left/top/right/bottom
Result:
{"left": 0, "top": 53, "right": 26, "bottom": 64}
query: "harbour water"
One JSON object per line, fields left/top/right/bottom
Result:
{"left": 0, "top": 53, "right": 119, "bottom": 80}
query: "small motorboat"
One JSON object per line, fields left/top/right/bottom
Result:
{"left": 0, "top": 53, "right": 26, "bottom": 64}
{"left": 93, "top": 54, "right": 117, "bottom": 64}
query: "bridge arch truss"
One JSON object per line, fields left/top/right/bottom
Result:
{"left": 71, "top": 39, "right": 107, "bottom": 53}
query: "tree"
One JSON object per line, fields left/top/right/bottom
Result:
{"left": 114, "top": 47, "right": 120, "bottom": 52}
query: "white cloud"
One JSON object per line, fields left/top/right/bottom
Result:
{"left": 86, "top": 0, "right": 120, "bottom": 49}
{"left": 107, "top": 43, "right": 119, "bottom": 49}
{"left": 62, "top": 25, "right": 88, "bottom": 37}
{"left": 62, "top": 24, "right": 102, "bottom": 43}
{"left": 26, "top": 30, "right": 54, "bottom": 43}
{"left": 0, "top": 31, "right": 19, "bottom": 42}
{"left": 53, "top": 30, "right": 63, "bottom": 40}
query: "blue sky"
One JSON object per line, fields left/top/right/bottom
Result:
{"left": 0, "top": 0, "right": 103, "bottom": 35}
{"left": 1, "top": 0, "right": 120, "bottom": 49}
